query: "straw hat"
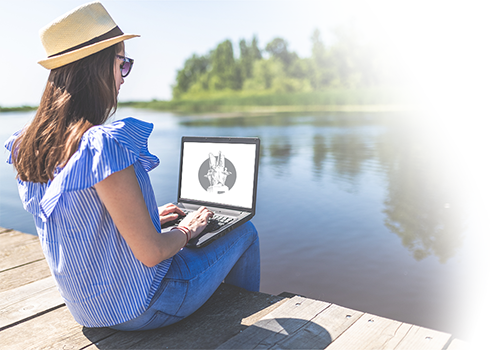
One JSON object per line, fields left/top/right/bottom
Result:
{"left": 38, "top": 1, "right": 139, "bottom": 69}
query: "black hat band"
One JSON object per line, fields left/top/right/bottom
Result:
{"left": 48, "top": 26, "right": 124, "bottom": 58}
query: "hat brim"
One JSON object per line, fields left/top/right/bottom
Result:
{"left": 38, "top": 33, "right": 140, "bottom": 70}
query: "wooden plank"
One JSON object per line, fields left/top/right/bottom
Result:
{"left": 463, "top": 343, "right": 490, "bottom": 350}
{"left": 303, "top": 303, "right": 364, "bottom": 343}
{"left": 83, "top": 283, "right": 286, "bottom": 350}
{"left": 327, "top": 313, "right": 413, "bottom": 350}
{"left": 393, "top": 324, "right": 451, "bottom": 349}
{"left": 0, "top": 259, "right": 52, "bottom": 293}
{"left": 446, "top": 338, "right": 471, "bottom": 350}
{"left": 218, "top": 296, "right": 344, "bottom": 349}
{"left": 447, "top": 339, "right": 490, "bottom": 350}
{"left": 0, "top": 305, "right": 116, "bottom": 350}
{"left": 0, "top": 227, "right": 13, "bottom": 234}
{"left": 0, "top": 230, "right": 38, "bottom": 250}
{"left": 0, "top": 237, "right": 44, "bottom": 272}
{"left": 241, "top": 298, "right": 289, "bottom": 326}
{"left": 217, "top": 296, "right": 332, "bottom": 349}
{"left": 268, "top": 303, "right": 364, "bottom": 350}
{"left": 0, "top": 277, "right": 64, "bottom": 329}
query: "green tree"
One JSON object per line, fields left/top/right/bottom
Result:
{"left": 265, "top": 38, "right": 298, "bottom": 69}
{"left": 309, "top": 28, "right": 335, "bottom": 89}
{"left": 209, "top": 39, "right": 242, "bottom": 90}
{"left": 311, "top": 29, "right": 327, "bottom": 65}
{"left": 172, "top": 54, "right": 210, "bottom": 98}
{"left": 239, "top": 35, "right": 262, "bottom": 80}
{"left": 251, "top": 36, "right": 262, "bottom": 60}
{"left": 242, "top": 58, "right": 311, "bottom": 93}
{"left": 171, "top": 28, "right": 390, "bottom": 99}
{"left": 239, "top": 39, "right": 253, "bottom": 79}
{"left": 242, "top": 59, "right": 283, "bottom": 91}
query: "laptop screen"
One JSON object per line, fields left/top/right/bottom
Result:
{"left": 179, "top": 138, "right": 259, "bottom": 210}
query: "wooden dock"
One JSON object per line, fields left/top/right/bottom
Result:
{"left": 1, "top": 227, "right": 469, "bottom": 349}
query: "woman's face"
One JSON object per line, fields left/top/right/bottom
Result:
{"left": 114, "top": 49, "right": 125, "bottom": 94}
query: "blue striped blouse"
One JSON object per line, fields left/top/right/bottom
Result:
{"left": 4, "top": 117, "right": 172, "bottom": 327}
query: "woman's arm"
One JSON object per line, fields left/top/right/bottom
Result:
{"left": 94, "top": 165, "right": 212, "bottom": 267}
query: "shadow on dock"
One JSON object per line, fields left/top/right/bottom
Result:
{"left": 81, "top": 283, "right": 291, "bottom": 349}
{"left": 1, "top": 228, "right": 470, "bottom": 350}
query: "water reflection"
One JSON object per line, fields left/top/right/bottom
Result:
{"left": 179, "top": 113, "right": 297, "bottom": 128}
{"left": 312, "top": 134, "right": 328, "bottom": 179}
{"left": 378, "top": 124, "right": 466, "bottom": 263}
{"left": 329, "top": 133, "right": 374, "bottom": 188}
{"left": 180, "top": 112, "right": 389, "bottom": 128}
{"left": 181, "top": 112, "right": 466, "bottom": 262}
{"left": 268, "top": 136, "right": 293, "bottom": 177}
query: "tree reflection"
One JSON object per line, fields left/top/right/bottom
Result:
{"left": 329, "top": 133, "right": 373, "bottom": 187}
{"left": 312, "top": 134, "right": 328, "bottom": 179}
{"left": 268, "top": 136, "right": 293, "bottom": 177}
{"left": 378, "top": 124, "right": 466, "bottom": 263}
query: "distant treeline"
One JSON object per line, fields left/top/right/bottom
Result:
{"left": 171, "top": 27, "right": 402, "bottom": 100}
{"left": 0, "top": 105, "right": 37, "bottom": 113}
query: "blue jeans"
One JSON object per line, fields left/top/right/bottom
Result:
{"left": 110, "top": 222, "right": 260, "bottom": 331}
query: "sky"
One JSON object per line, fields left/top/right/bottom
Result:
{"left": 0, "top": 0, "right": 490, "bottom": 107}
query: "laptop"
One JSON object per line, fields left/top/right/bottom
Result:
{"left": 161, "top": 136, "right": 260, "bottom": 248}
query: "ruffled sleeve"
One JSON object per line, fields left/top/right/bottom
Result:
{"left": 4, "top": 130, "right": 22, "bottom": 165}
{"left": 37, "top": 117, "right": 159, "bottom": 221}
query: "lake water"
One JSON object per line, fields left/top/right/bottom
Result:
{"left": 0, "top": 108, "right": 471, "bottom": 338}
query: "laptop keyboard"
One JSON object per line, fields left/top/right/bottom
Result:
{"left": 201, "top": 214, "right": 234, "bottom": 234}
{"left": 161, "top": 210, "right": 234, "bottom": 234}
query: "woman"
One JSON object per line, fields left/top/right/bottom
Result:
{"left": 5, "top": 2, "right": 259, "bottom": 331}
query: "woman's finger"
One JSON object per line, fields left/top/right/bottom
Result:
{"left": 158, "top": 204, "right": 173, "bottom": 215}
{"left": 160, "top": 213, "right": 179, "bottom": 224}
{"left": 159, "top": 204, "right": 184, "bottom": 216}
{"left": 202, "top": 209, "right": 213, "bottom": 220}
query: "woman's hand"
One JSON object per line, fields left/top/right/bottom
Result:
{"left": 158, "top": 203, "right": 185, "bottom": 226}
{"left": 179, "top": 206, "right": 214, "bottom": 239}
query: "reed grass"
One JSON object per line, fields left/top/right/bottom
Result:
{"left": 0, "top": 105, "right": 37, "bottom": 113}
{"left": 119, "top": 88, "right": 407, "bottom": 113}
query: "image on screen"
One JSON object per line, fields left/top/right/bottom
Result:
{"left": 180, "top": 141, "right": 257, "bottom": 209}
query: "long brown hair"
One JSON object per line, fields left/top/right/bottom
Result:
{"left": 13, "top": 42, "right": 124, "bottom": 183}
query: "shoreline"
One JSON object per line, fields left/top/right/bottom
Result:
{"left": 120, "top": 103, "right": 418, "bottom": 116}
{"left": 0, "top": 106, "right": 37, "bottom": 113}
{"left": 1, "top": 104, "right": 417, "bottom": 115}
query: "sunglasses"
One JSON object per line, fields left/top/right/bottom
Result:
{"left": 116, "top": 55, "right": 134, "bottom": 77}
